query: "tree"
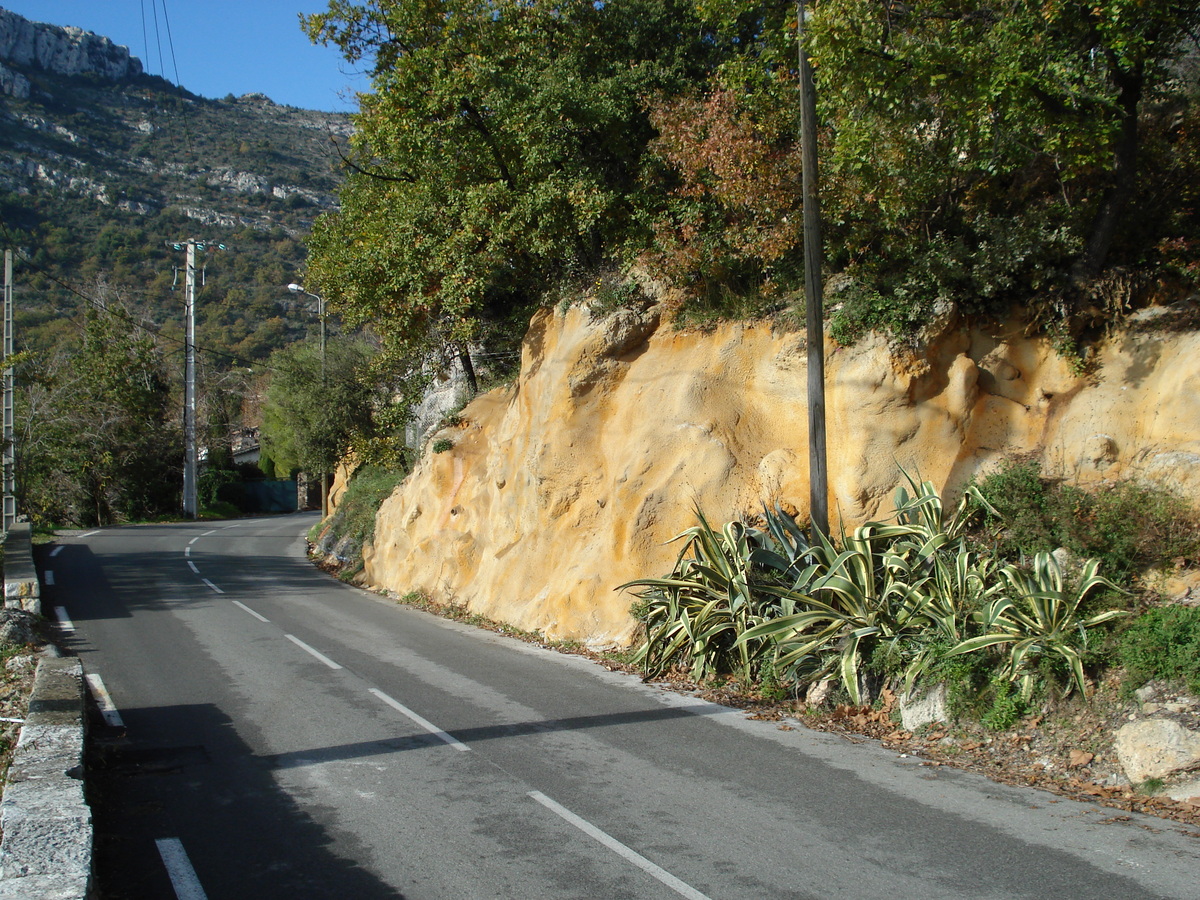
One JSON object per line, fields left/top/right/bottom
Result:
{"left": 812, "top": 0, "right": 1200, "bottom": 321}
{"left": 303, "top": 0, "right": 716, "bottom": 365}
{"left": 18, "top": 294, "right": 180, "bottom": 526}
{"left": 642, "top": 0, "right": 1200, "bottom": 334}
{"left": 259, "top": 337, "right": 382, "bottom": 478}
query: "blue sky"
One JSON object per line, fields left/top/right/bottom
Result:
{"left": 3, "top": 1, "right": 368, "bottom": 111}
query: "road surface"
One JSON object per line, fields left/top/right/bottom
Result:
{"left": 40, "top": 513, "right": 1200, "bottom": 899}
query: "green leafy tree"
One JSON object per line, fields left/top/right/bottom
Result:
{"left": 303, "top": 0, "right": 716, "bottom": 365}
{"left": 644, "top": 0, "right": 1200, "bottom": 332}
{"left": 18, "top": 296, "right": 180, "bottom": 526}
{"left": 822, "top": 0, "right": 1200, "bottom": 322}
{"left": 259, "top": 337, "right": 382, "bottom": 477}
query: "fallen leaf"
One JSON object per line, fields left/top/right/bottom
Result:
{"left": 1068, "top": 750, "right": 1094, "bottom": 768}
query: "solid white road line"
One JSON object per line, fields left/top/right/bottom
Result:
{"left": 367, "top": 688, "right": 470, "bottom": 752}
{"left": 285, "top": 634, "right": 343, "bottom": 670}
{"left": 188, "top": 537, "right": 199, "bottom": 545}
{"left": 155, "top": 837, "right": 209, "bottom": 900}
{"left": 201, "top": 530, "right": 217, "bottom": 536}
{"left": 187, "top": 561, "right": 199, "bottom": 574}
{"left": 77, "top": 530, "right": 100, "bottom": 538}
{"left": 50, "top": 545, "right": 64, "bottom": 557}
{"left": 43, "top": 570, "right": 54, "bottom": 585}
{"left": 528, "top": 791, "right": 712, "bottom": 900}
{"left": 201, "top": 579, "right": 224, "bottom": 594}
{"left": 232, "top": 600, "right": 269, "bottom": 623}
{"left": 84, "top": 673, "right": 125, "bottom": 728}
{"left": 54, "top": 606, "right": 75, "bottom": 633}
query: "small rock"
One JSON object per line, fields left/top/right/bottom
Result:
{"left": 0, "top": 608, "right": 39, "bottom": 646}
{"left": 805, "top": 679, "right": 833, "bottom": 707}
{"left": 1114, "top": 718, "right": 1200, "bottom": 783}
{"left": 900, "top": 683, "right": 948, "bottom": 732}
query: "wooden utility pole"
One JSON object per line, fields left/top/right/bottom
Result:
{"left": 798, "top": 0, "right": 829, "bottom": 539}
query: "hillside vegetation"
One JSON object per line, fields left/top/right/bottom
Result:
{"left": 0, "top": 10, "right": 351, "bottom": 525}
{"left": 305, "top": 0, "right": 1200, "bottom": 360}
{"left": 0, "top": 67, "right": 348, "bottom": 360}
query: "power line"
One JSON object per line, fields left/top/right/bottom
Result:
{"left": 158, "top": 1, "right": 183, "bottom": 89}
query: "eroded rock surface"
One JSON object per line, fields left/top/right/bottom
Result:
{"left": 352, "top": 302, "right": 1200, "bottom": 645}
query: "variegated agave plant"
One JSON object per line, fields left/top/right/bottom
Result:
{"left": 944, "top": 552, "right": 1127, "bottom": 698}
{"left": 619, "top": 509, "right": 787, "bottom": 681}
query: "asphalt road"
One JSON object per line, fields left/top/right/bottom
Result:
{"left": 39, "top": 513, "right": 1200, "bottom": 899}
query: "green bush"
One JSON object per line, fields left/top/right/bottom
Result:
{"left": 980, "top": 677, "right": 1030, "bottom": 731}
{"left": 973, "top": 462, "right": 1200, "bottom": 580}
{"left": 1078, "top": 482, "right": 1200, "bottom": 580}
{"left": 1117, "top": 606, "right": 1200, "bottom": 694}
{"left": 314, "top": 466, "right": 406, "bottom": 572}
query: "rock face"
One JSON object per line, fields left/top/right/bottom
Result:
{"left": 356, "top": 301, "right": 1200, "bottom": 646}
{"left": 0, "top": 9, "right": 142, "bottom": 86}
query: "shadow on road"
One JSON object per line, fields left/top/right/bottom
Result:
{"left": 88, "top": 701, "right": 405, "bottom": 900}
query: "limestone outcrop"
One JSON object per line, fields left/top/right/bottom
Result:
{"left": 355, "top": 300, "right": 1200, "bottom": 647}
{"left": 0, "top": 9, "right": 141, "bottom": 86}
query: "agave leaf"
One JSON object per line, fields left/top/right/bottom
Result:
{"left": 840, "top": 636, "right": 864, "bottom": 705}
{"left": 944, "top": 633, "right": 1018, "bottom": 656}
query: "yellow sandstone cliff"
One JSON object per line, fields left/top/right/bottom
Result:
{"left": 353, "top": 301, "right": 1200, "bottom": 647}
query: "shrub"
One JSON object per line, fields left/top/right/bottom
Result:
{"left": 431, "top": 438, "right": 454, "bottom": 454}
{"left": 973, "top": 462, "right": 1200, "bottom": 580}
{"left": 1117, "top": 605, "right": 1200, "bottom": 694}
{"left": 312, "top": 466, "right": 406, "bottom": 572}
{"left": 1078, "top": 482, "right": 1200, "bottom": 580}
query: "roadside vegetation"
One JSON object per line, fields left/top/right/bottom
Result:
{"left": 620, "top": 464, "right": 1200, "bottom": 725}
{"left": 303, "top": 0, "right": 1200, "bottom": 368}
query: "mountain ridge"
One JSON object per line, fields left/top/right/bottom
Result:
{"left": 0, "top": 6, "right": 142, "bottom": 96}
{"left": 0, "top": 6, "right": 350, "bottom": 361}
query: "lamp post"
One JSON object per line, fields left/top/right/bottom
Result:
{"left": 287, "top": 283, "right": 329, "bottom": 518}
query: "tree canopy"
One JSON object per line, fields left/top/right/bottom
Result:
{"left": 306, "top": 0, "right": 1200, "bottom": 347}
{"left": 259, "top": 337, "right": 384, "bottom": 477}
{"left": 19, "top": 293, "right": 180, "bottom": 526}
{"left": 303, "top": 0, "right": 717, "bottom": 354}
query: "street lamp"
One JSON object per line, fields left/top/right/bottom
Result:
{"left": 287, "top": 283, "right": 329, "bottom": 518}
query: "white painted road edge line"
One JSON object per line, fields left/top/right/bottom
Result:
{"left": 201, "top": 579, "right": 224, "bottom": 594}
{"left": 201, "top": 530, "right": 217, "bottom": 536}
{"left": 77, "top": 530, "right": 100, "bottom": 538}
{"left": 43, "top": 570, "right": 54, "bottom": 585}
{"left": 232, "top": 600, "right": 269, "bottom": 623}
{"left": 528, "top": 791, "right": 711, "bottom": 900}
{"left": 368, "top": 688, "right": 470, "bottom": 752}
{"left": 286, "top": 634, "right": 343, "bottom": 670}
{"left": 84, "top": 673, "right": 125, "bottom": 728}
{"left": 155, "top": 837, "right": 209, "bottom": 900}
{"left": 187, "top": 561, "right": 199, "bottom": 574}
{"left": 188, "top": 537, "right": 199, "bottom": 546}
{"left": 49, "top": 545, "right": 64, "bottom": 557}
{"left": 54, "top": 606, "right": 75, "bottom": 633}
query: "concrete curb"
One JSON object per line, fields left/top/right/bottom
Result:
{"left": 0, "top": 655, "right": 92, "bottom": 899}
{"left": 3, "top": 523, "right": 41, "bottom": 615}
